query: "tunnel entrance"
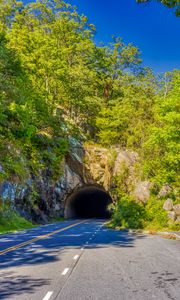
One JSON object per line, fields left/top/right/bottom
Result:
{"left": 64, "top": 185, "right": 112, "bottom": 219}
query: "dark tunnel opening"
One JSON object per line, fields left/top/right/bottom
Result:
{"left": 64, "top": 186, "right": 112, "bottom": 219}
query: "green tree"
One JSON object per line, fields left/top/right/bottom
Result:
{"left": 96, "top": 68, "right": 156, "bottom": 148}
{"left": 143, "top": 70, "right": 180, "bottom": 188}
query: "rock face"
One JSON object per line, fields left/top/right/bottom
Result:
{"left": 133, "top": 181, "right": 152, "bottom": 204}
{"left": 0, "top": 138, "right": 85, "bottom": 222}
{"left": 1, "top": 141, "right": 179, "bottom": 224}
{"left": 173, "top": 204, "right": 180, "bottom": 216}
{"left": 83, "top": 144, "right": 149, "bottom": 202}
{"left": 163, "top": 199, "right": 180, "bottom": 224}
{"left": 168, "top": 211, "right": 176, "bottom": 221}
{"left": 0, "top": 141, "right": 154, "bottom": 222}
{"left": 158, "top": 185, "right": 172, "bottom": 198}
{"left": 163, "top": 199, "right": 173, "bottom": 211}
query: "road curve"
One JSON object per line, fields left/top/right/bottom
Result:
{"left": 0, "top": 219, "right": 179, "bottom": 300}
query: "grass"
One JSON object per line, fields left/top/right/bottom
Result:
{"left": 49, "top": 216, "right": 65, "bottom": 223}
{"left": 0, "top": 208, "right": 65, "bottom": 235}
{"left": 0, "top": 209, "right": 35, "bottom": 234}
{"left": 143, "top": 223, "right": 180, "bottom": 232}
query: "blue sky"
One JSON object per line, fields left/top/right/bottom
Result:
{"left": 70, "top": 0, "right": 180, "bottom": 73}
{"left": 24, "top": 0, "right": 180, "bottom": 73}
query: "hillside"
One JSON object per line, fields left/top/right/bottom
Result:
{"left": 0, "top": 0, "right": 179, "bottom": 233}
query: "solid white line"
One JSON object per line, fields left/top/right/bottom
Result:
{"left": 61, "top": 268, "right": 69, "bottom": 275}
{"left": 73, "top": 255, "right": 79, "bottom": 260}
{"left": 42, "top": 291, "right": 53, "bottom": 300}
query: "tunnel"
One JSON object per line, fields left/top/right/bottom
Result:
{"left": 64, "top": 185, "right": 112, "bottom": 219}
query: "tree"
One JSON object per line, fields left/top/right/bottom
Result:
{"left": 96, "top": 68, "right": 156, "bottom": 148}
{"left": 136, "top": 0, "right": 180, "bottom": 16}
{"left": 0, "top": 0, "right": 179, "bottom": 194}
{"left": 142, "top": 70, "right": 180, "bottom": 188}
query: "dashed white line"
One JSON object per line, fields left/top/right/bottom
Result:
{"left": 42, "top": 291, "right": 53, "bottom": 300}
{"left": 61, "top": 268, "right": 69, "bottom": 275}
{"left": 73, "top": 255, "right": 79, "bottom": 260}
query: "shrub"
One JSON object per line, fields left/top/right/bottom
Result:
{"left": 111, "top": 193, "right": 146, "bottom": 229}
{"left": 0, "top": 205, "right": 34, "bottom": 234}
{"left": 110, "top": 193, "right": 180, "bottom": 231}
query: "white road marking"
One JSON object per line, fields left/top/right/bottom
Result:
{"left": 42, "top": 291, "right": 53, "bottom": 300}
{"left": 61, "top": 268, "right": 69, "bottom": 275}
{"left": 73, "top": 255, "right": 79, "bottom": 260}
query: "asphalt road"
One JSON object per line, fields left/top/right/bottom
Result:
{"left": 0, "top": 219, "right": 179, "bottom": 300}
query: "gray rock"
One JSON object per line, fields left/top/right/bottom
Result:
{"left": 175, "top": 215, "right": 180, "bottom": 223}
{"left": 158, "top": 185, "right": 172, "bottom": 198}
{"left": 133, "top": 181, "right": 151, "bottom": 203}
{"left": 173, "top": 204, "right": 180, "bottom": 216}
{"left": 168, "top": 211, "right": 176, "bottom": 221}
{"left": 1, "top": 140, "right": 176, "bottom": 226}
{"left": 54, "top": 203, "right": 61, "bottom": 211}
{"left": 163, "top": 199, "right": 173, "bottom": 211}
{"left": 54, "top": 187, "right": 61, "bottom": 195}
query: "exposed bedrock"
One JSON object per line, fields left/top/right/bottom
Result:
{"left": 1, "top": 139, "right": 178, "bottom": 223}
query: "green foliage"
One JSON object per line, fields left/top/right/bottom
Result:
{"left": 110, "top": 192, "right": 180, "bottom": 231}
{"left": 142, "top": 71, "right": 180, "bottom": 189}
{"left": 0, "top": 0, "right": 179, "bottom": 231}
{"left": 0, "top": 205, "right": 34, "bottom": 234}
{"left": 0, "top": 0, "right": 143, "bottom": 182}
{"left": 97, "top": 68, "right": 179, "bottom": 194}
{"left": 0, "top": 15, "right": 69, "bottom": 181}
{"left": 144, "top": 196, "right": 169, "bottom": 229}
{"left": 96, "top": 69, "right": 156, "bottom": 148}
{"left": 110, "top": 193, "right": 147, "bottom": 229}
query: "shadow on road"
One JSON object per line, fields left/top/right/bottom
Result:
{"left": 0, "top": 221, "right": 146, "bottom": 269}
{"left": 0, "top": 220, "right": 146, "bottom": 298}
{"left": 0, "top": 271, "right": 50, "bottom": 300}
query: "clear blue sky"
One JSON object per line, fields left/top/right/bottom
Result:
{"left": 70, "top": 0, "right": 180, "bottom": 73}
{"left": 24, "top": 0, "right": 180, "bottom": 73}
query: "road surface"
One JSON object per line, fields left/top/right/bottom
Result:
{"left": 0, "top": 219, "right": 179, "bottom": 300}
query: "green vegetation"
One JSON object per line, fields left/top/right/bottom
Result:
{"left": 97, "top": 70, "right": 180, "bottom": 191}
{"left": 137, "top": 0, "right": 180, "bottom": 16}
{"left": 109, "top": 194, "right": 147, "bottom": 229}
{"left": 0, "top": 206, "right": 35, "bottom": 234}
{"left": 109, "top": 193, "right": 180, "bottom": 231}
{"left": 49, "top": 216, "right": 64, "bottom": 223}
{"left": 0, "top": 0, "right": 179, "bottom": 231}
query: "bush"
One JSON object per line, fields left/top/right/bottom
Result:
{"left": 0, "top": 205, "right": 34, "bottom": 234}
{"left": 144, "top": 196, "right": 180, "bottom": 231}
{"left": 144, "top": 196, "right": 168, "bottom": 230}
{"left": 110, "top": 193, "right": 180, "bottom": 231}
{"left": 110, "top": 194, "right": 146, "bottom": 229}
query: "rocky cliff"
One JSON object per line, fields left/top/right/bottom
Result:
{"left": 0, "top": 140, "right": 179, "bottom": 224}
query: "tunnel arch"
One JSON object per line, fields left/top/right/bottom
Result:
{"left": 64, "top": 185, "right": 112, "bottom": 219}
